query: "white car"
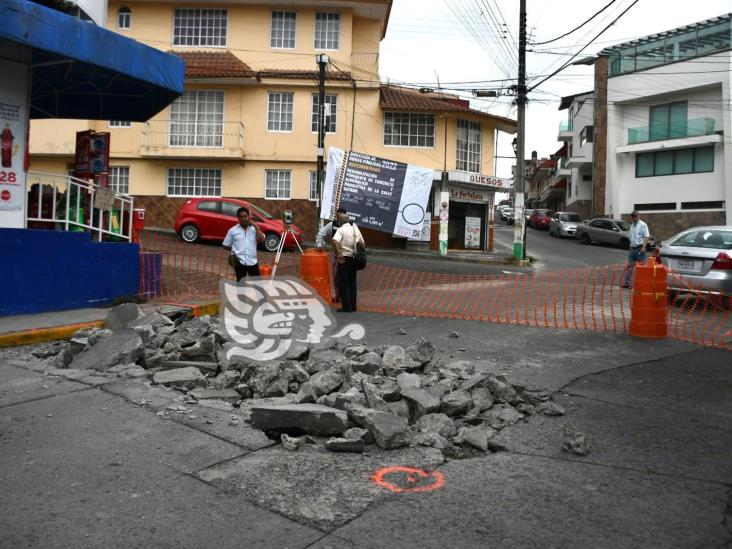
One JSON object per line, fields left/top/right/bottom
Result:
{"left": 549, "top": 212, "right": 582, "bottom": 238}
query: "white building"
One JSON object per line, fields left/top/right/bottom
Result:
{"left": 595, "top": 14, "right": 731, "bottom": 238}
{"left": 558, "top": 91, "right": 594, "bottom": 219}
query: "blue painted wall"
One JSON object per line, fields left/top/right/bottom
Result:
{"left": 2, "top": 229, "right": 140, "bottom": 316}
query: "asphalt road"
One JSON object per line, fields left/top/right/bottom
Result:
{"left": 1, "top": 314, "right": 729, "bottom": 548}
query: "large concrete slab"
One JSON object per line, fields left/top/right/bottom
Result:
{"left": 0, "top": 308, "right": 108, "bottom": 334}
{"left": 0, "top": 362, "right": 89, "bottom": 407}
{"left": 197, "top": 444, "right": 444, "bottom": 531}
{"left": 102, "top": 379, "right": 273, "bottom": 450}
{"left": 326, "top": 453, "right": 729, "bottom": 548}
{"left": 0, "top": 388, "right": 320, "bottom": 548}
{"left": 564, "top": 347, "right": 732, "bottom": 421}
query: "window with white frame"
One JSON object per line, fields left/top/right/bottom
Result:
{"left": 267, "top": 92, "right": 294, "bottom": 132}
{"left": 167, "top": 168, "right": 221, "bottom": 196}
{"left": 384, "top": 112, "right": 435, "bottom": 147}
{"left": 270, "top": 11, "right": 296, "bottom": 48}
{"left": 173, "top": 8, "right": 227, "bottom": 47}
{"left": 311, "top": 94, "right": 337, "bottom": 133}
{"left": 265, "top": 170, "right": 291, "bottom": 199}
{"left": 309, "top": 171, "right": 322, "bottom": 201}
{"left": 456, "top": 120, "right": 481, "bottom": 173}
{"left": 109, "top": 166, "right": 130, "bottom": 194}
{"left": 314, "top": 13, "right": 340, "bottom": 50}
{"left": 117, "top": 7, "right": 131, "bottom": 29}
{"left": 109, "top": 121, "right": 131, "bottom": 128}
{"left": 169, "top": 90, "right": 224, "bottom": 147}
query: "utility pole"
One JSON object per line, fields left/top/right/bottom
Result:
{"left": 512, "top": 0, "right": 527, "bottom": 261}
{"left": 315, "top": 53, "right": 329, "bottom": 230}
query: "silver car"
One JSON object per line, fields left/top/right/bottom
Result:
{"left": 576, "top": 218, "right": 655, "bottom": 250}
{"left": 660, "top": 226, "right": 732, "bottom": 297}
{"left": 549, "top": 212, "right": 582, "bottom": 238}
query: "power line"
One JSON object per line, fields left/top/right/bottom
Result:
{"left": 528, "top": 0, "right": 641, "bottom": 93}
{"left": 530, "top": 0, "right": 620, "bottom": 46}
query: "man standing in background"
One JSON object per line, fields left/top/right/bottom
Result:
{"left": 621, "top": 210, "right": 650, "bottom": 288}
{"left": 223, "top": 207, "right": 265, "bottom": 282}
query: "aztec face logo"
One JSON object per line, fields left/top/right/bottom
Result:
{"left": 220, "top": 277, "right": 365, "bottom": 362}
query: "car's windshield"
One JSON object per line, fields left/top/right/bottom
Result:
{"left": 670, "top": 229, "right": 732, "bottom": 250}
{"left": 616, "top": 221, "right": 631, "bottom": 231}
{"left": 560, "top": 213, "right": 581, "bottom": 222}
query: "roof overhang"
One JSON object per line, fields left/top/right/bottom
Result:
{"left": 0, "top": 0, "right": 185, "bottom": 121}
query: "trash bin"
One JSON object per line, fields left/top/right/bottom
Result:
{"left": 139, "top": 251, "right": 162, "bottom": 300}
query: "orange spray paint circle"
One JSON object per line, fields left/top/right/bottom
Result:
{"left": 371, "top": 466, "right": 445, "bottom": 493}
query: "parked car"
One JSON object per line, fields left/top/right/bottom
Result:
{"left": 497, "top": 205, "right": 511, "bottom": 221}
{"left": 504, "top": 208, "right": 515, "bottom": 225}
{"left": 524, "top": 208, "right": 534, "bottom": 223}
{"left": 549, "top": 212, "right": 582, "bottom": 238}
{"left": 174, "top": 197, "right": 303, "bottom": 252}
{"left": 659, "top": 226, "right": 732, "bottom": 300}
{"left": 529, "top": 209, "right": 553, "bottom": 230}
{"left": 575, "top": 218, "right": 655, "bottom": 250}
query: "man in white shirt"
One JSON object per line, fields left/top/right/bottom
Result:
{"left": 223, "top": 207, "right": 265, "bottom": 282}
{"left": 315, "top": 207, "right": 347, "bottom": 249}
{"left": 622, "top": 210, "right": 651, "bottom": 288}
{"left": 332, "top": 210, "right": 365, "bottom": 313}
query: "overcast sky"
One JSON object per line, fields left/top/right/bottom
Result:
{"left": 379, "top": 0, "right": 731, "bottom": 181}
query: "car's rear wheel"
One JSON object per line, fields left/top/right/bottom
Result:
{"left": 180, "top": 223, "right": 200, "bottom": 243}
{"left": 264, "top": 232, "right": 280, "bottom": 252}
{"left": 619, "top": 237, "right": 630, "bottom": 250}
{"left": 580, "top": 233, "right": 591, "bottom": 245}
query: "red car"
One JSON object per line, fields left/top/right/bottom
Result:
{"left": 529, "top": 209, "right": 553, "bottom": 230}
{"left": 174, "top": 197, "right": 303, "bottom": 252}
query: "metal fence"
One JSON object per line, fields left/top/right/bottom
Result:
{"left": 25, "top": 171, "right": 134, "bottom": 241}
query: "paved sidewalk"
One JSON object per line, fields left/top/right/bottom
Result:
{"left": 0, "top": 312, "right": 730, "bottom": 548}
{"left": 0, "top": 308, "right": 110, "bottom": 335}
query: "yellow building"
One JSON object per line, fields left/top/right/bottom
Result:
{"left": 29, "top": 0, "right": 516, "bottom": 249}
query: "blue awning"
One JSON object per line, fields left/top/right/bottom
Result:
{"left": 0, "top": 0, "right": 185, "bottom": 121}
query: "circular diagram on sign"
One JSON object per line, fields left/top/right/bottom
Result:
{"left": 399, "top": 203, "right": 425, "bottom": 226}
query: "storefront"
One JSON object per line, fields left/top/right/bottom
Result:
{"left": 428, "top": 171, "right": 512, "bottom": 253}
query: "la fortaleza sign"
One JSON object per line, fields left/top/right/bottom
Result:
{"left": 450, "top": 188, "right": 489, "bottom": 203}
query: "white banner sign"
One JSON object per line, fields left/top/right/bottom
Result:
{"left": 0, "top": 60, "right": 29, "bottom": 215}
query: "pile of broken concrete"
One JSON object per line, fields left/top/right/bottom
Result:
{"left": 37, "top": 302, "right": 566, "bottom": 457}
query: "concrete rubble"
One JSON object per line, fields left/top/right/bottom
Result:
{"left": 29, "top": 304, "right": 569, "bottom": 458}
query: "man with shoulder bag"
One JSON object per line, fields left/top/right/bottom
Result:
{"left": 223, "top": 207, "right": 265, "bottom": 282}
{"left": 332, "top": 209, "right": 366, "bottom": 313}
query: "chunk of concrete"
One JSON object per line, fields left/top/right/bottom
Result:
{"left": 343, "top": 427, "right": 372, "bottom": 444}
{"left": 190, "top": 388, "right": 240, "bottom": 404}
{"left": 401, "top": 387, "right": 441, "bottom": 420}
{"left": 249, "top": 362, "right": 290, "bottom": 398}
{"left": 470, "top": 387, "right": 494, "bottom": 412}
{"left": 68, "top": 329, "right": 144, "bottom": 371}
{"left": 387, "top": 399, "right": 410, "bottom": 419}
{"left": 405, "top": 337, "right": 435, "bottom": 366}
{"left": 417, "top": 413, "right": 457, "bottom": 438}
{"left": 250, "top": 404, "right": 349, "bottom": 436}
{"left": 160, "top": 360, "right": 218, "bottom": 375}
{"left": 152, "top": 367, "right": 206, "bottom": 390}
{"left": 381, "top": 345, "right": 407, "bottom": 370}
{"left": 325, "top": 437, "right": 365, "bottom": 453}
{"left": 440, "top": 389, "right": 473, "bottom": 417}
{"left": 439, "top": 360, "right": 475, "bottom": 380}
{"left": 536, "top": 401, "right": 566, "bottom": 416}
{"left": 361, "top": 380, "right": 392, "bottom": 412}
{"left": 482, "top": 404, "right": 523, "bottom": 429}
{"left": 396, "top": 372, "right": 420, "bottom": 391}
{"left": 104, "top": 303, "right": 142, "bottom": 331}
{"left": 362, "top": 411, "right": 411, "bottom": 450}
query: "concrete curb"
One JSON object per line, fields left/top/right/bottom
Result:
{"left": 0, "top": 320, "right": 105, "bottom": 349}
{"left": 368, "top": 248, "right": 532, "bottom": 267}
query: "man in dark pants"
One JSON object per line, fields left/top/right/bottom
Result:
{"left": 223, "top": 207, "right": 265, "bottom": 282}
{"left": 332, "top": 210, "right": 365, "bottom": 313}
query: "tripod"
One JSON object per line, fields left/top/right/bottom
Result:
{"left": 271, "top": 224, "right": 303, "bottom": 278}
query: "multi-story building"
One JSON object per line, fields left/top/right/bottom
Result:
{"left": 558, "top": 91, "right": 594, "bottom": 218}
{"left": 591, "top": 13, "right": 731, "bottom": 238}
{"left": 29, "top": 0, "right": 516, "bottom": 249}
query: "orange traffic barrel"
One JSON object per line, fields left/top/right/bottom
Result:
{"left": 259, "top": 264, "right": 273, "bottom": 276}
{"left": 629, "top": 261, "right": 668, "bottom": 339}
{"left": 299, "top": 248, "right": 333, "bottom": 305}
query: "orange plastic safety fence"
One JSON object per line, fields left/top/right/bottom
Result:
{"left": 137, "top": 231, "right": 731, "bottom": 350}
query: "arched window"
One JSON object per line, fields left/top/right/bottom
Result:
{"left": 117, "top": 7, "right": 131, "bottom": 29}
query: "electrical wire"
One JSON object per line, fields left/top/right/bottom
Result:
{"left": 530, "top": 0, "right": 620, "bottom": 46}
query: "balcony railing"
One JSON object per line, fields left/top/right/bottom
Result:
{"left": 627, "top": 117, "right": 716, "bottom": 145}
{"left": 25, "top": 171, "right": 134, "bottom": 241}
{"left": 559, "top": 120, "right": 573, "bottom": 133}
{"left": 141, "top": 120, "right": 244, "bottom": 157}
